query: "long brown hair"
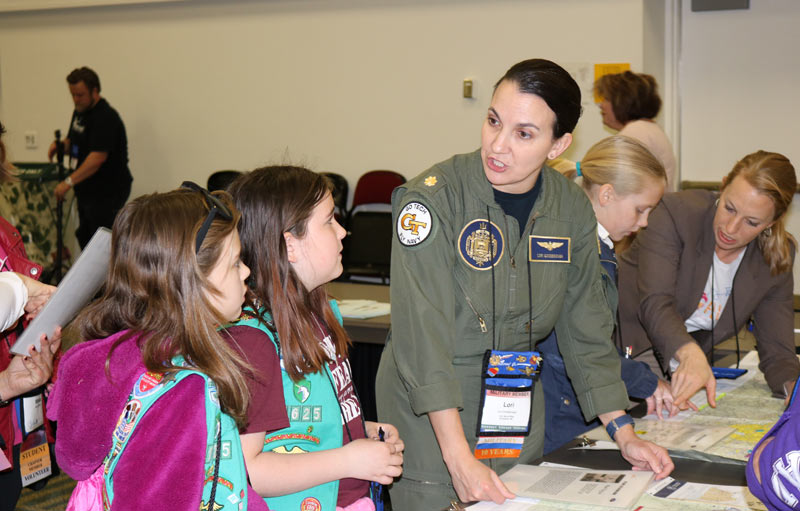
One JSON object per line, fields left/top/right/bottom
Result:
{"left": 76, "top": 188, "right": 251, "bottom": 426}
{"left": 722, "top": 150, "right": 797, "bottom": 275}
{"left": 229, "top": 166, "right": 350, "bottom": 382}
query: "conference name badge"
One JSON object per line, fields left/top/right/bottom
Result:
{"left": 529, "top": 235, "right": 571, "bottom": 263}
{"left": 475, "top": 350, "right": 541, "bottom": 459}
{"left": 458, "top": 219, "right": 504, "bottom": 270}
{"left": 396, "top": 202, "right": 433, "bottom": 247}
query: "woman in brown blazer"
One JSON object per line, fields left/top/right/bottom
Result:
{"left": 618, "top": 150, "right": 799, "bottom": 409}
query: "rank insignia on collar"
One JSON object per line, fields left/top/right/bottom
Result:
{"left": 529, "top": 235, "right": 570, "bottom": 263}
{"left": 458, "top": 219, "right": 504, "bottom": 270}
{"left": 424, "top": 175, "right": 437, "bottom": 186}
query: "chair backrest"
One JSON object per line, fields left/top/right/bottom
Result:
{"left": 351, "top": 170, "right": 406, "bottom": 209}
{"left": 207, "top": 170, "right": 243, "bottom": 192}
{"left": 321, "top": 172, "right": 349, "bottom": 220}
{"left": 342, "top": 211, "right": 393, "bottom": 281}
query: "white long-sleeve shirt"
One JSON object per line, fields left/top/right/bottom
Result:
{"left": 0, "top": 272, "right": 27, "bottom": 332}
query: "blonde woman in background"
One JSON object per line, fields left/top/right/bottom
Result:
{"left": 618, "top": 151, "right": 800, "bottom": 410}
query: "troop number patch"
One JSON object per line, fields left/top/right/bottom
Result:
{"left": 397, "top": 202, "right": 433, "bottom": 246}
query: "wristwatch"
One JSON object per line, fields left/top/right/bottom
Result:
{"left": 65, "top": 176, "right": 74, "bottom": 187}
{"left": 605, "top": 414, "right": 635, "bottom": 440}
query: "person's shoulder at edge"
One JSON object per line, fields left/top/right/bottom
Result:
{"left": 652, "top": 188, "right": 715, "bottom": 225}
{"left": 57, "top": 330, "right": 136, "bottom": 377}
{"left": 392, "top": 150, "right": 481, "bottom": 221}
{"left": 401, "top": 150, "right": 475, "bottom": 195}
{"left": 537, "top": 165, "right": 595, "bottom": 227}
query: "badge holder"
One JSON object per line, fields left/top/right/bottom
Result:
{"left": 19, "top": 429, "right": 52, "bottom": 487}
{"left": 474, "top": 349, "right": 541, "bottom": 459}
{"left": 14, "top": 388, "right": 51, "bottom": 487}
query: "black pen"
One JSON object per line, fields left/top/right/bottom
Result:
{"left": 378, "top": 426, "right": 385, "bottom": 442}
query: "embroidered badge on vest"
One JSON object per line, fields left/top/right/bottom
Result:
{"left": 397, "top": 201, "right": 433, "bottom": 246}
{"left": 133, "top": 371, "right": 176, "bottom": 398}
{"left": 112, "top": 400, "right": 141, "bottom": 445}
{"left": 293, "top": 378, "right": 311, "bottom": 403}
{"left": 301, "top": 497, "right": 322, "bottom": 511}
{"left": 529, "top": 235, "right": 571, "bottom": 263}
{"left": 458, "top": 219, "right": 504, "bottom": 270}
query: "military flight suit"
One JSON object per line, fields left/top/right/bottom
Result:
{"left": 375, "top": 149, "right": 629, "bottom": 510}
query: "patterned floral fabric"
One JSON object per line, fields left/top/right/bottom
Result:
{"left": 1, "top": 163, "right": 78, "bottom": 277}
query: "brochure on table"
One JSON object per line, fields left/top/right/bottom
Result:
{"left": 498, "top": 463, "right": 653, "bottom": 509}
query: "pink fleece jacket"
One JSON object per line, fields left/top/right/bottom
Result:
{"left": 47, "top": 331, "right": 268, "bottom": 511}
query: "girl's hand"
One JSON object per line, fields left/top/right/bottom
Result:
{"left": 365, "top": 421, "right": 405, "bottom": 451}
{"left": 646, "top": 379, "right": 678, "bottom": 419}
{"left": 343, "top": 437, "right": 404, "bottom": 484}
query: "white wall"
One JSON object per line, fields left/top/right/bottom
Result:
{"left": 680, "top": 0, "right": 800, "bottom": 179}
{"left": 0, "top": 0, "right": 644, "bottom": 202}
{"left": 680, "top": 0, "right": 800, "bottom": 292}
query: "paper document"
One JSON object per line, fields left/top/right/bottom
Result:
{"left": 11, "top": 228, "right": 111, "bottom": 355}
{"left": 632, "top": 420, "right": 734, "bottom": 451}
{"left": 336, "top": 299, "right": 390, "bottom": 319}
{"left": 648, "top": 477, "right": 766, "bottom": 510}
{"left": 500, "top": 464, "right": 653, "bottom": 509}
{"left": 467, "top": 497, "right": 539, "bottom": 510}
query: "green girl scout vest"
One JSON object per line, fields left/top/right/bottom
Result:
{"left": 236, "top": 302, "right": 345, "bottom": 511}
{"left": 102, "top": 357, "right": 249, "bottom": 511}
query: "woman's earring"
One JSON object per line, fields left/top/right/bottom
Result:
{"left": 762, "top": 227, "right": 773, "bottom": 238}
{"left": 714, "top": 198, "right": 720, "bottom": 207}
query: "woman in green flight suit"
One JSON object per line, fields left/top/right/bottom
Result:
{"left": 375, "top": 59, "right": 674, "bottom": 510}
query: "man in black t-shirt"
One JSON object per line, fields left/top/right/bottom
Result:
{"left": 49, "top": 67, "right": 132, "bottom": 248}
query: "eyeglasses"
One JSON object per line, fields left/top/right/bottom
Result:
{"left": 180, "top": 181, "right": 233, "bottom": 253}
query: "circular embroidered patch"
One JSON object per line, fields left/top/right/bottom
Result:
{"left": 396, "top": 201, "right": 433, "bottom": 246}
{"left": 300, "top": 497, "right": 322, "bottom": 511}
{"left": 458, "top": 219, "right": 504, "bottom": 270}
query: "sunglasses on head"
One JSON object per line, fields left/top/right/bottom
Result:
{"left": 180, "top": 181, "right": 233, "bottom": 254}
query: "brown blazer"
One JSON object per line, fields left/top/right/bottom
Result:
{"left": 618, "top": 189, "right": 799, "bottom": 395}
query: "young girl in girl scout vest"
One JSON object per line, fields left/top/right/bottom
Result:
{"left": 228, "top": 166, "right": 404, "bottom": 511}
{"left": 49, "top": 184, "right": 269, "bottom": 510}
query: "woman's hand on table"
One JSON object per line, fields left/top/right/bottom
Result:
{"left": 614, "top": 426, "right": 675, "bottom": 480}
{"left": 671, "top": 342, "right": 715, "bottom": 410}
{"left": 445, "top": 449, "right": 516, "bottom": 504}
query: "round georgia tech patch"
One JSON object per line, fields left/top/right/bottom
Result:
{"left": 396, "top": 201, "right": 433, "bottom": 246}
{"left": 458, "top": 219, "right": 504, "bottom": 270}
